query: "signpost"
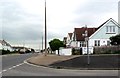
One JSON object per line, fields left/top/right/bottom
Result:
{"left": 82, "top": 25, "right": 90, "bottom": 65}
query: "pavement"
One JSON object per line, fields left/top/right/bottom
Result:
{"left": 27, "top": 54, "right": 120, "bottom": 70}
{"left": 27, "top": 54, "right": 79, "bottom": 67}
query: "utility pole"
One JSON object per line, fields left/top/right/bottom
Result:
{"left": 44, "top": 0, "right": 47, "bottom": 56}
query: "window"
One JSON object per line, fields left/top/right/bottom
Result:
{"left": 98, "top": 40, "right": 100, "bottom": 46}
{"left": 106, "top": 26, "right": 115, "bottom": 33}
{"left": 107, "top": 41, "right": 110, "bottom": 46}
{"left": 94, "top": 40, "right": 100, "bottom": 46}
{"left": 80, "top": 42, "right": 86, "bottom": 47}
{"left": 80, "top": 42, "right": 82, "bottom": 47}
{"left": 95, "top": 41, "right": 97, "bottom": 46}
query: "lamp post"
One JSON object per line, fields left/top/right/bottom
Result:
{"left": 83, "top": 25, "right": 90, "bottom": 65}
{"left": 44, "top": 0, "right": 47, "bottom": 56}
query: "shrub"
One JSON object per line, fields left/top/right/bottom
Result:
{"left": 112, "top": 50, "right": 120, "bottom": 54}
{"left": 2, "top": 49, "right": 10, "bottom": 55}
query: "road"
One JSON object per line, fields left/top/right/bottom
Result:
{"left": 0, "top": 53, "right": 119, "bottom": 78}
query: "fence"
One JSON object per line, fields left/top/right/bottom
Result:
{"left": 94, "top": 46, "right": 120, "bottom": 54}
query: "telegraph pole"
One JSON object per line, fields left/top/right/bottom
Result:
{"left": 44, "top": 0, "right": 47, "bottom": 56}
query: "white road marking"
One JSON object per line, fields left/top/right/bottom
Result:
{"left": 0, "top": 63, "right": 24, "bottom": 74}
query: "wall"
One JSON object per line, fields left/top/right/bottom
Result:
{"left": 82, "top": 47, "right": 93, "bottom": 54}
{"left": 70, "top": 41, "right": 77, "bottom": 47}
{"left": 89, "top": 39, "right": 110, "bottom": 47}
{"left": 56, "top": 48, "right": 72, "bottom": 56}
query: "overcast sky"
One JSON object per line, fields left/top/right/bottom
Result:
{"left": 0, "top": 0, "right": 119, "bottom": 49}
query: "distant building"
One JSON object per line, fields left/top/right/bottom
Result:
{"left": 0, "top": 40, "right": 13, "bottom": 51}
{"left": 118, "top": 1, "right": 120, "bottom": 24}
{"left": 66, "top": 33, "right": 73, "bottom": 47}
{"left": 63, "top": 37, "right": 67, "bottom": 46}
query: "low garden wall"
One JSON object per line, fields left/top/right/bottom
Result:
{"left": 94, "top": 46, "right": 120, "bottom": 54}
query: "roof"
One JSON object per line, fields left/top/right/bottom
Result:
{"left": 0, "top": 40, "right": 11, "bottom": 46}
{"left": 89, "top": 18, "right": 120, "bottom": 39}
{"left": 74, "top": 27, "right": 98, "bottom": 41}
{"left": 98, "top": 18, "right": 120, "bottom": 29}
{"left": 68, "top": 33, "right": 73, "bottom": 39}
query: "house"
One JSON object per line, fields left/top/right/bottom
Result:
{"left": 63, "top": 37, "right": 67, "bottom": 46}
{"left": 70, "top": 27, "right": 97, "bottom": 48}
{"left": 66, "top": 33, "right": 73, "bottom": 47}
{"left": 68, "top": 18, "right": 120, "bottom": 48}
{"left": 0, "top": 40, "right": 13, "bottom": 52}
{"left": 89, "top": 18, "right": 120, "bottom": 47}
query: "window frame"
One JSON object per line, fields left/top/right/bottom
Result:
{"left": 106, "top": 26, "right": 116, "bottom": 33}
{"left": 94, "top": 40, "right": 100, "bottom": 46}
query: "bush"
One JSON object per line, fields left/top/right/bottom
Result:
{"left": 112, "top": 50, "right": 120, "bottom": 54}
{"left": 2, "top": 49, "right": 17, "bottom": 55}
{"left": 2, "top": 49, "right": 10, "bottom": 55}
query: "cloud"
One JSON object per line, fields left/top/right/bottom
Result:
{"left": 72, "top": 0, "right": 118, "bottom": 27}
{"left": 1, "top": 0, "right": 24, "bottom": 23}
{"left": 1, "top": 0, "right": 43, "bottom": 41}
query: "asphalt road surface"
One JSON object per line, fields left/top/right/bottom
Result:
{"left": 0, "top": 54, "right": 119, "bottom": 78}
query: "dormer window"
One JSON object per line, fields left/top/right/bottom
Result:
{"left": 106, "top": 26, "right": 115, "bottom": 33}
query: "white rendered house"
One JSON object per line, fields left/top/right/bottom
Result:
{"left": 70, "top": 28, "right": 97, "bottom": 48}
{"left": 66, "top": 33, "right": 73, "bottom": 47}
{"left": 0, "top": 40, "right": 13, "bottom": 51}
{"left": 89, "top": 18, "right": 120, "bottom": 47}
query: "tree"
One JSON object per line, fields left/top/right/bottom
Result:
{"left": 49, "top": 39, "right": 65, "bottom": 55}
{"left": 110, "top": 34, "right": 120, "bottom": 46}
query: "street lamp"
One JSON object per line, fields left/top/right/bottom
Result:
{"left": 83, "top": 25, "right": 90, "bottom": 65}
{"left": 44, "top": 0, "right": 47, "bottom": 56}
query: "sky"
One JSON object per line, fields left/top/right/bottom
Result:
{"left": 0, "top": 0, "right": 119, "bottom": 49}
